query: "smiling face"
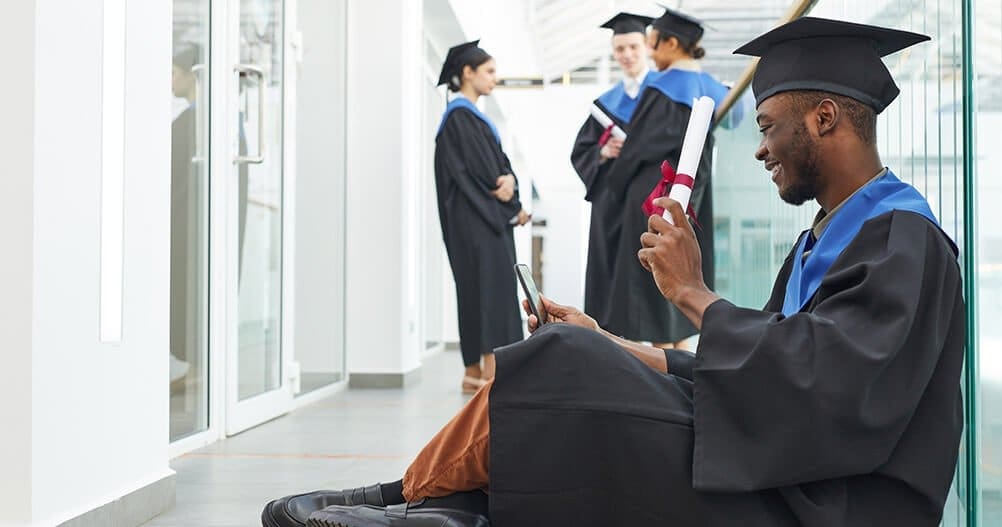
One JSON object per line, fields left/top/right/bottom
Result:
{"left": 754, "top": 94, "right": 821, "bottom": 205}
{"left": 463, "top": 58, "right": 498, "bottom": 96}
{"left": 612, "top": 32, "right": 649, "bottom": 77}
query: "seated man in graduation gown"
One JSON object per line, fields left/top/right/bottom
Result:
{"left": 262, "top": 18, "right": 965, "bottom": 527}
{"left": 570, "top": 12, "right": 656, "bottom": 325}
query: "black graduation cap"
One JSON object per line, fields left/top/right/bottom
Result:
{"left": 651, "top": 5, "right": 704, "bottom": 46}
{"left": 600, "top": 12, "right": 654, "bottom": 35}
{"left": 437, "top": 40, "right": 482, "bottom": 87}
{"left": 734, "top": 17, "right": 930, "bottom": 113}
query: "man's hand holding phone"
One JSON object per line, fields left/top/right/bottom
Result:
{"left": 522, "top": 296, "right": 599, "bottom": 334}
{"left": 515, "top": 263, "right": 599, "bottom": 334}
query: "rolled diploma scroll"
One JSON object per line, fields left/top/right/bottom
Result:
{"left": 664, "top": 96, "right": 716, "bottom": 225}
{"left": 589, "top": 104, "right": 627, "bottom": 140}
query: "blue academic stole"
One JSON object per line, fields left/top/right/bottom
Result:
{"left": 646, "top": 69, "right": 729, "bottom": 110}
{"left": 781, "top": 171, "right": 939, "bottom": 316}
{"left": 437, "top": 96, "right": 501, "bottom": 144}
{"left": 596, "top": 70, "right": 657, "bottom": 123}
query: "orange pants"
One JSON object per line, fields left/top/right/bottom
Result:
{"left": 402, "top": 380, "right": 492, "bottom": 501}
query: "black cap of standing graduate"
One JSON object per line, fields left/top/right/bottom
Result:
{"left": 651, "top": 5, "right": 704, "bottom": 46}
{"left": 734, "top": 17, "right": 930, "bottom": 113}
{"left": 600, "top": 13, "right": 654, "bottom": 35}
{"left": 437, "top": 40, "right": 483, "bottom": 87}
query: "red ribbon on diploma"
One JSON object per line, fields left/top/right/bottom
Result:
{"left": 642, "top": 160, "right": 699, "bottom": 228}
{"left": 597, "top": 124, "right": 615, "bottom": 146}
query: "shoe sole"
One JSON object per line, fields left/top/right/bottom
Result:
{"left": 261, "top": 507, "right": 279, "bottom": 527}
{"left": 305, "top": 519, "right": 353, "bottom": 527}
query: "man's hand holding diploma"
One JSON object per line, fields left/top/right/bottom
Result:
{"left": 639, "top": 199, "right": 719, "bottom": 330}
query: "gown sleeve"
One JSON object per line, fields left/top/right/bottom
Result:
{"left": 691, "top": 211, "right": 964, "bottom": 492}
{"left": 499, "top": 151, "right": 523, "bottom": 220}
{"left": 570, "top": 116, "right": 608, "bottom": 202}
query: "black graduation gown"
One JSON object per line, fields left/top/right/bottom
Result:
{"left": 601, "top": 85, "right": 717, "bottom": 343}
{"left": 434, "top": 108, "right": 524, "bottom": 366}
{"left": 569, "top": 105, "right": 628, "bottom": 326}
{"left": 489, "top": 210, "right": 964, "bottom": 526}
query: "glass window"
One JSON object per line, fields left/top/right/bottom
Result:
{"left": 974, "top": 0, "right": 1002, "bottom": 522}
{"left": 170, "top": 0, "right": 210, "bottom": 442}
{"left": 236, "top": 0, "right": 285, "bottom": 401}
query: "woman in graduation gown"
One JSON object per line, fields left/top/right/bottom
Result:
{"left": 602, "top": 8, "right": 729, "bottom": 347}
{"left": 570, "top": 13, "right": 656, "bottom": 325}
{"left": 434, "top": 41, "right": 531, "bottom": 393}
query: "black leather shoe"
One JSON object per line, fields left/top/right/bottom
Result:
{"left": 306, "top": 502, "right": 490, "bottom": 527}
{"left": 262, "top": 485, "right": 387, "bottom": 527}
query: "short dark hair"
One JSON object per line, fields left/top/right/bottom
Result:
{"left": 448, "top": 48, "right": 493, "bottom": 93}
{"left": 785, "top": 90, "right": 877, "bottom": 145}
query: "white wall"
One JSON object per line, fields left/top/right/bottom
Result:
{"left": 0, "top": 2, "right": 36, "bottom": 524}
{"left": 0, "top": 1, "right": 173, "bottom": 524}
{"left": 345, "top": 0, "right": 424, "bottom": 375}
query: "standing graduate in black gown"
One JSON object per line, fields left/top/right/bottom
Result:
{"left": 570, "top": 13, "right": 656, "bottom": 325}
{"left": 602, "top": 8, "right": 729, "bottom": 348}
{"left": 433, "top": 41, "right": 530, "bottom": 394}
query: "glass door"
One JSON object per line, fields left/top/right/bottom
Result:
{"left": 226, "top": 0, "right": 292, "bottom": 434}
{"left": 170, "top": 0, "right": 211, "bottom": 444}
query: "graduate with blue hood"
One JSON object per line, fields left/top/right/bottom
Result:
{"left": 570, "top": 12, "right": 656, "bottom": 326}
{"left": 601, "top": 6, "right": 731, "bottom": 349}
{"left": 432, "top": 41, "right": 530, "bottom": 394}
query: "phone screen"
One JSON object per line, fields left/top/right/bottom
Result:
{"left": 515, "top": 264, "right": 547, "bottom": 324}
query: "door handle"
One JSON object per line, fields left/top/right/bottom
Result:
{"left": 191, "top": 63, "right": 207, "bottom": 165}
{"left": 233, "top": 64, "right": 265, "bottom": 164}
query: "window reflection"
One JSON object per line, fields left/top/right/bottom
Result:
{"left": 170, "top": 0, "right": 210, "bottom": 442}
{"left": 236, "top": 0, "right": 284, "bottom": 401}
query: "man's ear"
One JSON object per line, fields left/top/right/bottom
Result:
{"left": 816, "top": 98, "right": 839, "bottom": 136}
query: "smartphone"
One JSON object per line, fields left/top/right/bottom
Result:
{"left": 515, "top": 264, "right": 548, "bottom": 324}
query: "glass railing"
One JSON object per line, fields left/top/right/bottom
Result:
{"left": 972, "top": 0, "right": 1002, "bottom": 524}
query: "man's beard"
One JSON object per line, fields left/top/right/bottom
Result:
{"left": 779, "top": 123, "right": 820, "bottom": 206}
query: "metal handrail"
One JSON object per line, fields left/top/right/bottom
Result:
{"left": 712, "top": 0, "right": 820, "bottom": 124}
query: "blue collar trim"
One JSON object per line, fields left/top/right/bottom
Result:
{"left": 646, "top": 69, "right": 728, "bottom": 109}
{"left": 781, "top": 170, "right": 939, "bottom": 316}
{"left": 437, "top": 97, "right": 500, "bottom": 144}
{"left": 596, "top": 71, "right": 657, "bottom": 123}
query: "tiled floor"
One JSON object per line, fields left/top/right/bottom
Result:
{"left": 146, "top": 350, "right": 471, "bottom": 527}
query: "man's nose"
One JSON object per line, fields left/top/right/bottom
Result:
{"left": 754, "top": 142, "right": 768, "bottom": 161}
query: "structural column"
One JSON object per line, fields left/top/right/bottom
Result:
{"left": 345, "top": 0, "right": 426, "bottom": 386}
